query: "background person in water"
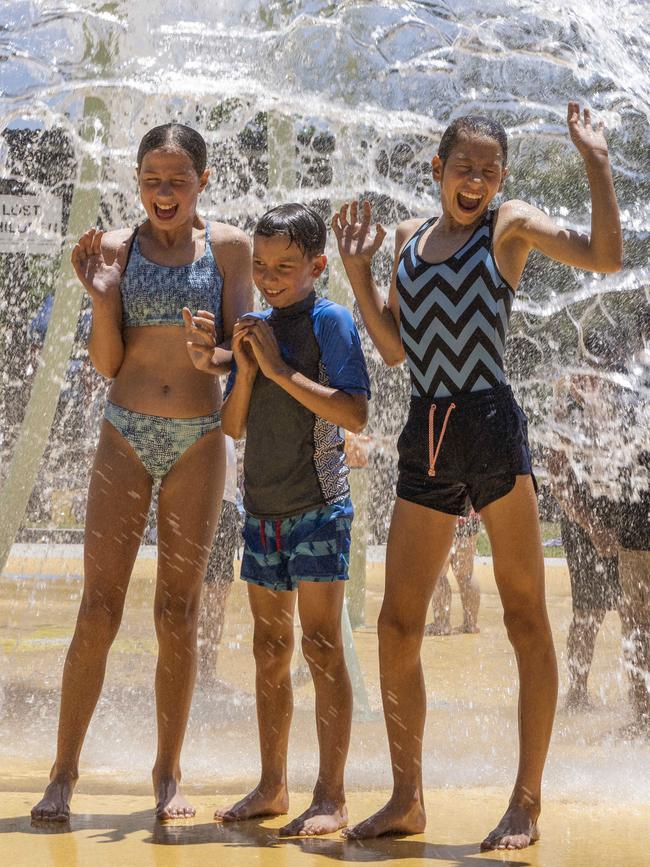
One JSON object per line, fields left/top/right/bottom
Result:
{"left": 30, "top": 123, "right": 253, "bottom": 823}
{"left": 198, "top": 433, "right": 243, "bottom": 686}
{"left": 333, "top": 101, "right": 622, "bottom": 850}
{"left": 548, "top": 368, "right": 623, "bottom": 713}
{"left": 427, "top": 511, "right": 481, "bottom": 635}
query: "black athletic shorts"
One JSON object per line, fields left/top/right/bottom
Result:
{"left": 396, "top": 384, "right": 537, "bottom": 515}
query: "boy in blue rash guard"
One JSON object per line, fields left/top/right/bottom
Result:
{"left": 186, "top": 203, "right": 370, "bottom": 837}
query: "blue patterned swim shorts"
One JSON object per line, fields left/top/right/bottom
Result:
{"left": 240, "top": 498, "right": 353, "bottom": 592}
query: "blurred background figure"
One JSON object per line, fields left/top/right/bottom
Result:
{"left": 615, "top": 335, "right": 650, "bottom": 736}
{"left": 198, "top": 434, "right": 243, "bottom": 687}
{"left": 427, "top": 511, "right": 481, "bottom": 636}
{"left": 549, "top": 369, "right": 622, "bottom": 711}
{"left": 548, "top": 323, "right": 650, "bottom": 732}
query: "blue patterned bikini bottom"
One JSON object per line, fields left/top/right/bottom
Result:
{"left": 104, "top": 401, "right": 221, "bottom": 481}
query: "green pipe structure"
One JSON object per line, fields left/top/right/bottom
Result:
{"left": 0, "top": 97, "right": 109, "bottom": 576}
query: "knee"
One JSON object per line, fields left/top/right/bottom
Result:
{"left": 502, "top": 597, "right": 552, "bottom": 651}
{"left": 301, "top": 630, "right": 344, "bottom": 677}
{"left": 378, "top": 609, "right": 422, "bottom": 664}
{"left": 253, "top": 631, "right": 294, "bottom": 675}
{"left": 76, "top": 595, "right": 124, "bottom": 647}
{"left": 154, "top": 591, "right": 201, "bottom": 640}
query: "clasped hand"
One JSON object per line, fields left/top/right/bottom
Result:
{"left": 234, "top": 316, "right": 287, "bottom": 381}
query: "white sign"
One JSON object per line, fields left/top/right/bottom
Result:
{"left": 0, "top": 194, "right": 63, "bottom": 254}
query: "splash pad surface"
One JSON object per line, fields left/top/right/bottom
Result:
{"left": 2, "top": 790, "right": 649, "bottom": 867}
{"left": 1, "top": 546, "right": 648, "bottom": 866}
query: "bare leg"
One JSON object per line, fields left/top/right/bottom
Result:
{"left": 618, "top": 549, "right": 650, "bottom": 734}
{"left": 152, "top": 428, "right": 225, "bottom": 819}
{"left": 564, "top": 608, "right": 606, "bottom": 711}
{"left": 31, "top": 421, "right": 152, "bottom": 821}
{"left": 279, "top": 581, "right": 351, "bottom": 836}
{"left": 215, "top": 583, "right": 295, "bottom": 821}
{"left": 451, "top": 532, "right": 480, "bottom": 633}
{"left": 426, "top": 566, "right": 452, "bottom": 635}
{"left": 479, "top": 476, "right": 557, "bottom": 850}
{"left": 343, "top": 499, "right": 457, "bottom": 839}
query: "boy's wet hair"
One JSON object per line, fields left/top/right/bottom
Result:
{"left": 255, "top": 204, "right": 327, "bottom": 257}
{"left": 438, "top": 116, "right": 508, "bottom": 164}
{"left": 136, "top": 123, "right": 207, "bottom": 176}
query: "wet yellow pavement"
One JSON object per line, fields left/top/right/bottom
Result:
{"left": 3, "top": 789, "right": 649, "bottom": 867}
{"left": 1, "top": 546, "right": 649, "bottom": 866}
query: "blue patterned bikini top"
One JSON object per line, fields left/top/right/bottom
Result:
{"left": 396, "top": 210, "right": 514, "bottom": 398}
{"left": 121, "top": 221, "right": 223, "bottom": 337}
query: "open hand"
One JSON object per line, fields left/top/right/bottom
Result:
{"left": 71, "top": 228, "right": 129, "bottom": 302}
{"left": 332, "top": 200, "right": 386, "bottom": 266}
{"left": 183, "top": 307, "right": 218, "bottom": 373}
{"left": 567, "top": 101, "right": 608, "bottom": 161}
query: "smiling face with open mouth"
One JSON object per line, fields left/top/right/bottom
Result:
{"left": 138, "top": 147, "right": 208, "bottom": 231}
{"left": 432, "top": 133, "right": 508, "bottom": 228}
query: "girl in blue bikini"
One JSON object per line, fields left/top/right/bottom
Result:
{"left": 31, "top": 124, "right": 252, "bottom": 822}
{"left": 333, "top": 102, "right": 622, "bottom": 851}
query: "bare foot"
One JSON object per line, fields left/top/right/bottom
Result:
{"left": 279, "top": 798, "right": 347, "bottom": 837}
{"left": 342, "top": 796, "right": 426, "bottom": 839}
{"left": 214, "top": 784, "right": 289, "bottom": 822}
{"left": 480, "top": 801, "right": 540, "bottom": 851}
{"left": 617, "top": 716, "right": 650, "bottom": 741}
{"left": 31, "top": 776, "right": 76, "bottom": 822}
{"left": 155, "top": 778, "right": 196, "bottom": 820}
{"left": 424, "top": 622, "right": 451, "bottom": 637}
{"left": 564, "top": 685, "right": 594, "bottom": 713}
{"left": 460, "top": 622, "right": 480, "bottom": 634}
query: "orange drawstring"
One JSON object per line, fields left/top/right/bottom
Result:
{"left": 428, "top": 402, "right": 456, "bottom": 477}
{"left": 259, "top": 520, "right": 267, "bottom": 552}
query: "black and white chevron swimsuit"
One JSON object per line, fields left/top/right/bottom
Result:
{"left": 395, "top": 210, "right": 536, "bottom": 515}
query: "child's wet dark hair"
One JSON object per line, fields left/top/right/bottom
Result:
{"left": 438, "top": 116, "right": 508, "bottom": 164}
{"left": 255, "top": 204, "right": 327, "bottom": 257}
{"left": 136, "top": 123, "right": 207, "bottom": 175}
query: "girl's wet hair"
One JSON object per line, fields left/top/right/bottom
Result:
{"left": 136, "top": 123, "right": 207, "bottom": 175}
{"left": 255, "top": 203, "right": 327, "bottom": 257}
{"left": 438, "top": 116, "right": 508, "bottom": 164}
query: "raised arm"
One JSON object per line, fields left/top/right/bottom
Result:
{"left": 332, "top": 200, "right": 406, "bottom": 367}
{"left": 212, "top": 223, "right": 254, "bottom": 369}
{"left": 495, "top": 102, "right": 622, "bottom": 287}
{"left": 72, "top": 227, "right": 130, "bottom": 379}
{"left": 184, "top": 224, "right": 253, "bottom": 376}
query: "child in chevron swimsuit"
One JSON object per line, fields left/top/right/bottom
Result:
{"left": 333, "top": 102, "right": 622, "bottom": 850}
{"left": 31, "top": 124, "right": 253, "bottom": 824}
